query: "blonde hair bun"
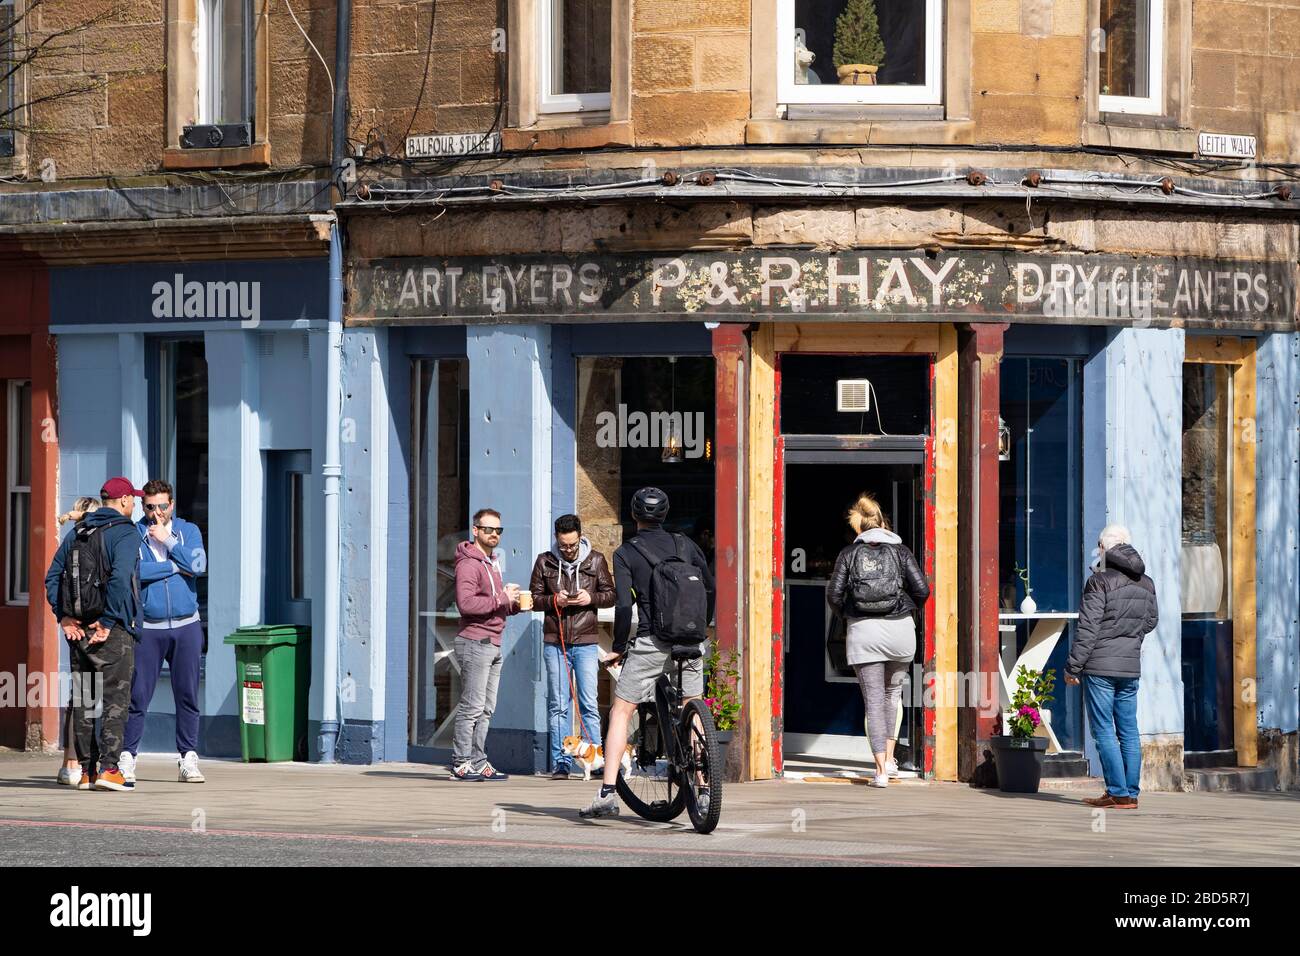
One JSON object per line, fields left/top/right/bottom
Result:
{"left": 846, "top": 493, "right": 890, "bottom": 534}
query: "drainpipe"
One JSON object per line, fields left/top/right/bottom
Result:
{"left": 318, "top": 0, "right": 352, "bottom": 764}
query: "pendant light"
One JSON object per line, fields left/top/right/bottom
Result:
{"left": 662, "top": 357, "right": 683, "bottom": 463}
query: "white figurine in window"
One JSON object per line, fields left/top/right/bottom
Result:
{"left": 795, "top": 33, "right": 820, "bottom": 84}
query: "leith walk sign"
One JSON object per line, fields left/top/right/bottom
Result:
{"left": 349, "top": 250, "right": 1294, "bottom": 331}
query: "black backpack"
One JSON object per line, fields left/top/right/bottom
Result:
{"left": 847, "top": 543, "right": 902, "bottom": 616}
{"left": 628, "top": 534, "right": 709, "bottom": 645}
{"left": 57, "top": 516, "right": 130, "bottom": 624}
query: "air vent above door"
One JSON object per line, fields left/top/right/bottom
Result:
{"left": 836, "top": 379, "right": 871, "bottom": 413}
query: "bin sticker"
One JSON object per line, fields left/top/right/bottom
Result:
{"left": 245, "top": 662, "right": 262, "bottom": 680}
{"left": 242, "top": 681, "right": 265, "bottom": 726}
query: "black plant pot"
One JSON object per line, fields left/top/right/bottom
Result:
{"left": 716, "top": 730, "right": 733, "bottom": 778}
{"left": 991, "top": 735, "right": 1049, "bottom": 793}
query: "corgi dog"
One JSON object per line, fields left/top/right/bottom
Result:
{"left": 562, "top": 735, "right": 634, "bottom": 782}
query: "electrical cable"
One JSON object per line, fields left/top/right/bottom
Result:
{"left": 402, "top": 0, "right": 438, "bottom": 150}
{"left": 282, "top": 0, "right": 335, "bottom": 105}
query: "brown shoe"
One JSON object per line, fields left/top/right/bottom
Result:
{"left": 1113, "top": 796, "right": 1139, "bottom": 809}
{"left": 1083, "top": 793, "right": 1119, "bottom": 808}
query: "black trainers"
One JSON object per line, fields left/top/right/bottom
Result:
{"left": 477, "top": 762, "right": 509, "bottom": 781}
{"left": 551, "top": 765, "right": 571, "bottom": 780}
{"left": 449, "top": 761, "right": 482, "bottom": 782}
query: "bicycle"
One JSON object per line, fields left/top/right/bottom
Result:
{"left": 613, "top": 646, "right": 723, "bottom": 834}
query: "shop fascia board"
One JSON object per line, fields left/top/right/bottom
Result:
{"left": 0, "top": 213, "right": 334, "bottom": 265}
{"left": 343, "top": 169, "right": 1297, "bottom": 216}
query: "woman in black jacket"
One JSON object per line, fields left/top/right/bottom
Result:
{"left": 826, "top": 493, "right": 930, "bottom": 787}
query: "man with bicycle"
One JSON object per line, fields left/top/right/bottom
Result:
{"left": 580, "top": 488, "right": 715, "bottom": 819}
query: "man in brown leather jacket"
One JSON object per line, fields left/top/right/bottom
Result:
{"left": 529, "top": 514, "right": 616, "bottom": 779}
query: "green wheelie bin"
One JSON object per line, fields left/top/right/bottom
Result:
{"left": 223, "top": 625, "right": 311, "bottom": 762}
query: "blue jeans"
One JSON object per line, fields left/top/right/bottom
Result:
{"left": 544, "top": 642, "right": 602, "bottom": 771}
{"left": 1084, "top": 674, "right": 1142, "bottom": 798}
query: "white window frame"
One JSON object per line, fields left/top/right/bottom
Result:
{"left": 776, "top": 0, "right": 944, "bottom": 108}
{"left": 7, "top": 379, "right": 30, "bottom": 605}
{"left": 537, "top": 0, "right": 612, "bottom": 114}
{"left": 1098, "top": 0, "right": 1164, "bottom": 116}
{"left": 1, "top": 0, "right": 17, "bottom": 158}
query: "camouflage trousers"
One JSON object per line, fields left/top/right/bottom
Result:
{"left": 70, "top": 626, "right": 135, "bottom": 771}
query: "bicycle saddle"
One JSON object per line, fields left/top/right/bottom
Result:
{"left": 671, "top": 647, "right": 703, "bottom": 661}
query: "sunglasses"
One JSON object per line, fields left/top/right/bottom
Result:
{"left": 475, "top": 525, "right": 504, "bottom": 535}
{"left": 143, "top": 503, "right": 170, "bottom": 512}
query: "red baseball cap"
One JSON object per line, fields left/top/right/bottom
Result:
{"left": 100, "top": 477, "right": 145, "bottom": 499}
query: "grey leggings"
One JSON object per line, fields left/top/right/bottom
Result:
{"left": 854, "top": 660, "right": 909, "bottom": 755}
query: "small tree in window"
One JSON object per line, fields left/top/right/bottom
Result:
{"left": 832, "top": 0, "right": 886, "bottom": 85}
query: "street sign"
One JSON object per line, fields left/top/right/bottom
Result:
{"left": 1198, "top": 132, "right": 1257, "bottom": 160}
{"left": 405, "top": 132, "right": 501, "bottom": 159}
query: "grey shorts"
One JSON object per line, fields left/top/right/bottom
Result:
{"left": 615, "top": 634, "right": 706, "bottom": 704}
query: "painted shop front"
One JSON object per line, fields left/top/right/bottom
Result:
{"left": 0, "top": 261, "right": 58, "bottom": 751}
{"left": 343, "top": 213, "right": 1299, "bottom": 788}
{"left": 48, "top": 257, "right": 331, "bottom": 758}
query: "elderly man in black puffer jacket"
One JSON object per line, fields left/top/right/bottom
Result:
{"left": 1066, "top": 524, "right": 1159, "bottom": 810}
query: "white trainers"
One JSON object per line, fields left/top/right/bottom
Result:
{"left": 178, "top": 751, "right": 205, "bottom": 783}
{"left": 871, "top": 767, "right": 889, "bottom": 788}
{"left": 885, "top": 759, "right": 900, "bottom": 779}
{"left": 118, "top": 751, "right": 137, "bottom": 784}
{"left": 56, "top": 765, "right": 81, "bottom": 786}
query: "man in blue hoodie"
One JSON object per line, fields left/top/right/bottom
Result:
{"left": 44, "top": 477, "right": 143, "bottom": 792}
{"left": 121, "top": 478, "right": 208, "bottom": 785}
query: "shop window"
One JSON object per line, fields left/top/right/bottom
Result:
{"left": 6, "top": 380, "right": 30, "bottom": 604}
{"left": 410, "top": 358, "right": 470, "bottom": 750}
{"left": 998, "top": 358, "right": 1084, "bottom": 753}
{"left": 575, "top": 357, "right": 715, "bottom": 570}
{"left": 539, "top": 0, "right": 611, "bottom": 114}
{"left": 998, "top": 359, "right": 1081, "bottom": 615}
{"left": 779, "top": 354, "right": 930, "bottom": 436}
{"left": 1097, "top": 0, "right": 1164, "bottom": 115}
{"left": 0, "top": 0, "right": 14, "bottom": 158}
{"left": 778, "top": 0, "right": 944, "bottom": 107}
{"left": 152, "top": 340, "right": 209, "bottom": 615}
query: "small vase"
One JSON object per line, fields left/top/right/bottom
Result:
{"left": 836, "top": 64, "right": 878, "bottom": 86}
{"left": 1019, "top": 592, "right": 1037, "bottom": 615}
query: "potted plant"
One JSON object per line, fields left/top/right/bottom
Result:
{"left": 991, "top": 666, "right": 1056, "bottom": 793}
{"left": 832, "top": 0, "right": 886, "bottom": 86}
{"left": 704, "top": 645, "right": 741, "bottom": 774}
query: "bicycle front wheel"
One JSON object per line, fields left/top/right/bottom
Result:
{"left": 680, "top": 699, "right": 723, "bottom": 834}
{"left": 616, "top": 704, "right": 686, "bottom": 822}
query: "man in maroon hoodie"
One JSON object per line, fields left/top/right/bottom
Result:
{"left": 450, "top": 508, "right": 522, "bottom": 781}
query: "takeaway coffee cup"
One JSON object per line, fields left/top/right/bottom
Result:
{"left": 515, "top": 588, "right": 533, "bottom": 611}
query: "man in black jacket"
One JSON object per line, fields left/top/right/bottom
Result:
{"left": 1066, "top": 524, "right": 1159, "bottom": 810}
{"left": 580, "top": 488, "right": 714, "bottom": 819}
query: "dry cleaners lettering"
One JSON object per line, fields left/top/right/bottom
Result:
{"left": 151, "top": 274, "right": 260, "bottom": 327}
{"left": 49, "top": 886, "right": 152, "bottom": 937}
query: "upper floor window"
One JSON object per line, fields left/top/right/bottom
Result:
{"left": 182, "top": 0, "right": 252, "bottom": 148}
{"left": 1098, "top": 0, "right": 1164, "bottom": 115}
{"left": 1, "top": 0, "right": 15, "bottom": 157}
{"left": 778, "top": 0, "right": 944, "bottom": 107}
{"left": 538, "top": 0, "right": 611, "bottom": 114}
{"left": 6, "top": 379, "right": 31, "bottom": 605}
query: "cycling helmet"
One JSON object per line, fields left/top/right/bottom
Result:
{"left": 630, "top": 487, "right": 670, "bottom": 523}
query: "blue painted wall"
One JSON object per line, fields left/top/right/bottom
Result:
{"left": 1256, "top": 332, "right": 1300, "bottom": 735}
{"left": 1082, "top": 327, "right": 1186, "bottom": 748}
{"left": 52, "top": 261, "right": 329, "bottom": 758}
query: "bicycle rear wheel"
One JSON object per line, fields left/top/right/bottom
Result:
{"left": 615, "top": 704, "right": 686, "bottom": 822}
{"left": 680, "top": 699, "right": 723, "bottom": 834}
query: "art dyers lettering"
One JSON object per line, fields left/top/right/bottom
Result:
{"left": 349, "top": 251, "right": 1292, "bottom": 331}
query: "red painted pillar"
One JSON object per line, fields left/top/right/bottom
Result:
{"left": 958, "top": 322, "right": 1007, "bottom": 779}
{"left": 27, "top": 269, "right": 59, "bottom": 751}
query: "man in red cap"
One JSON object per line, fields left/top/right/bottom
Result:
{"left": 44, "top": 477, "right": 143, "bottom": 792}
